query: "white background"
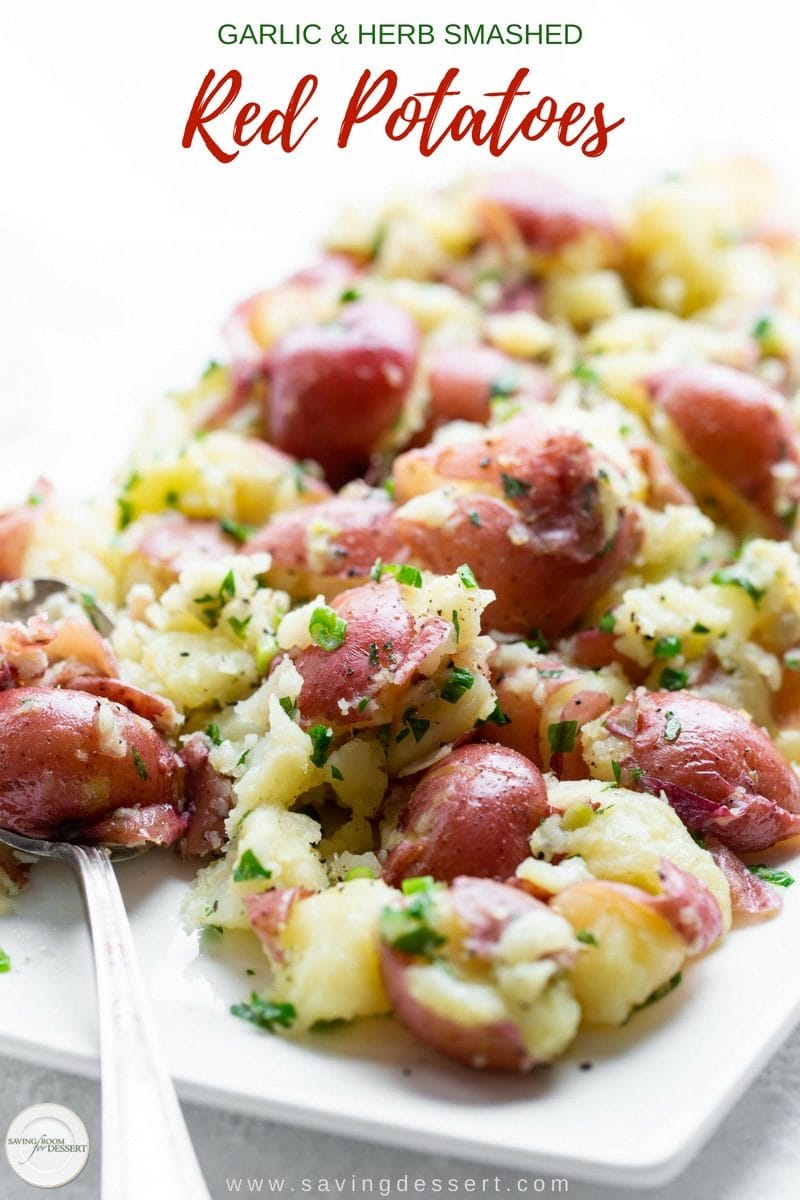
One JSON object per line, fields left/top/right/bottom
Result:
{"left": 3, "top": 1, "right": 800, "bottom": 1195}
{"left": 3, "top": 0, "right": 800, "bottom": 501}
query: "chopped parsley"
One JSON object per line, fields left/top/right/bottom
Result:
{"left": 526, "top": 629, "right": 549, "bottom": 653}
{"left": 131, "top": 747, "right": 149, "bottom": 781}
{"left": 205, "top": 722, "right": 222, "bottom": 746}
{"left": 611, "top": 760, "right": 622, "bottom": 787}
{"left": 309, "top": 606, "right": 348, "bottom": 651}
{"left": 116, "top": 496, "right": 134, "bottom": 531}
{"left": 370, "top": 561, "right": 423, "bottom": 587}
{"left": 440, "top": 667, "right": 475, "bottom": 704}
{"left": 219, "top": 569, "right": 236, "bottom": 602}
{"left": 548, "top": 720, "right": 578, "bottom": 755}
{"left": 344, "top": 866, "right": 376, "bottom": 881}
{"left": 456, "top": 563, "right": 478, "bottom": 589}
{"left": 0, "top": 949, "right": 10, "bottom": 973}
{"left": 500, "top": 472, "right": 532, "bottom": 500}
{"left": 748, "top": 865, "right": 795, "bottom": 888}
{"left": 340, "top": 287, "right": 361, "bottom": 303}
{"left": 380, "top": 892, "right": 446, "bottom": 958}
{"left": 659, "top": 666, "right": 688, "bottom": 691}
{"left": 376, "top": 723, "right": 391, "bottom": 748}
{"left": 468, "top": 510, "right": 482, "bottom": 528}
{"left": 194, "top": 569, "right": 237, "bottom": 627}
{"left": 654, "top": 636, "right": 681, "bottom": 658}
{"left": 401, "top": 708, "right": 430, "bottom": 743}
{"left": 572, "top": 361, "right": 599, "bottom": 385}
{"left": 228, "top": 614, "right": 252, "bottom": 640}
{"left": 233, "top": 850, "right": 272, "bottom": 883}
{"left": 452, "top": 609, "right": 461, "bottom": 643}
{"left": 309, "top": 725, "right": 334, "bottom": 768}
{"left": 663, "top": 711, "right": 682, "bottom": 741}
{"left": 751, "top": 313, "right": 774, "bottom": 344}
{"left": 481, "top": 700, "right": 509, "bottom": 727}
{"left": 278, "top": 696, "right": 298, "bottom": 719}
{"left": 357, "top": 697, "right": 370, "bottom": 713}
{"left": 401, "top": 876, "right": 436, "bottom": 895}
{"left": 220, "top": 517, "right": 256, "bottom": 544}
{"left": 576, "top": 930, "right": 599, "bottom": 946}
{"left": 393, "top": 564, "right": 423, "bottom": 588}
{"left": 368, "top": 643, "right": 380, "bottom": 669}
{"left": 164, "top": 489, "right": 180, "bottom": 507}
{"left": 710, "top": 566, "right": 764, "bottom": 605}
{"left": 236, "top": 749, "right": 251, "bottom": 767}
{"left": 692, "top": 622, "right": 710, "bottom": 635}
{"left": 598, "top": 611, "right": 615, "bottom": 634}
{"left": 627, "top": 972, "right": 682, "bottom": 1021}
{"left": 330, "top": 765, "right": 345, "bottom": 782}
{"left": 230, "top": 995, "right": 296, "bottom": 1032}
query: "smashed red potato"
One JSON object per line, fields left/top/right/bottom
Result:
{"left": 0, "top": 687, "right": 183, "bottom": 842}
{"left": 5, "top": 166, "right": 800, "bottom": 1077}
{"left": 382, "top": 743, "right": 548, "bottom": 886}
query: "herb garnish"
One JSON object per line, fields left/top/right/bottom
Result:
{"left": 230, "top": 995, "right": 296, "bottom": 1032}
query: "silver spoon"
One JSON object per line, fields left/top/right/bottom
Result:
{"left": 0, "top": 579, "right": 212, "bottom": 1199}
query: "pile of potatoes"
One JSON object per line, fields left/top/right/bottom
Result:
{"left": 4, "top": 162, "right": 800, "bottom": 1071}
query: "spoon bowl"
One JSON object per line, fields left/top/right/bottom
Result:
{"left": 0, "top": 575, "right": 114, "bottom": 636}
{"left": 0, "top": 577, "right": 211, "bottom": 1197}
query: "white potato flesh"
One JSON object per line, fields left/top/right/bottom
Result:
{"left": 270, "top": 880, "right": 395, "bottom": 1028}
{"left": 553, "top": 881, "right": 686, "bottom": 1026}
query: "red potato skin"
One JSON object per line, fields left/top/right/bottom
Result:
{"left": 606, "top": 689, "right": 800, "bottom": 852}
{"left": 134, "top": 516, "right": 238, "bottom": 583}
{"left": 629, "top": 443, "right": 693, "bottom": 509}
{"left": 266, "top": 300, "right": 420, "bottom": 489}
{"left": 82, "top": 803, "right": 188, "bottom": 847}
{"left": 244, "top": 492, "right": 410, "bottom": 597}
{"left": 380, "top": 877, "right": 567, "bottom": 1072}
{"left": 643, "top": 858, "right": 723, "bottom": 954}
{"left": 647, "top": 365, "right": 800, "bottom": 536}
{"left": 478, "top": 173, "right": 617, "bottom": 255}
{"left": 63, "top": 676, "right": 175, "bottom": 733}
{"left": 178, "top": 732, "right": 234, "bottom": 859}
{"left": 704, "top": 835, "right": 783, "bottom": 916}
{"left": 382, "top": 945, "right": 529, "bottom": 1071}
{"left": 392, "top": 421, "right": 641, "bottom": 636}
{"left": 244, "top": 887, "right": 311, "bottom": 962}
{"left": 293, "top": 580, "right": 450, "bottom": 727}
{"left": 427, "top": 344, "right": 553, "bottom": 426}
{"left": 569, "top": 630, "right": 646, "bottom": 681}
{"left": 479, "top": 654, "right": 571, "bottom": 765}
{"left": 480, "top": 653, "right": 620, "bottom": 778}
{"left": 382, "top": 744, "right": 548, "bottom": 886}
{"left": 394, "top": 493, "right": 640, "bottom": 638}
{"left": 0, "top": 687, "right": 183, "bottom": 840}
{"left": 225, "top": 255, "right": 360, "bottom": 361}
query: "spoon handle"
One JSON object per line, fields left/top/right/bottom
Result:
{"left": 69, "top": 844, "right": 212, "bottom": 1200}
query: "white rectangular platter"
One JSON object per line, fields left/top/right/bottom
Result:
{"left": 1, "top": 843, "right": 799, "bottom": 1188}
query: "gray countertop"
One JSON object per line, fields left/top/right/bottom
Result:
{"left": 2, "top": 1025, "right": 799, "bottom": 1200}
